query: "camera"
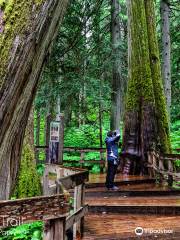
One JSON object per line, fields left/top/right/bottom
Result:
{"left": 113, "top": 131, "right": 117, "bottom": 136}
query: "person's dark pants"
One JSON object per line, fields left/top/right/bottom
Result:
{"left": 105, "top": 161, "right": 118, "bottom": 188}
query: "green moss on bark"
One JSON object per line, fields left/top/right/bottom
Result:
{"left": 0, "top": 0, "right": 45, "bottom": 88}
{"left": 124, "top": 0, "right": 171, "bottom": 154}
{"left": 145, "top": 0, "right": 171, "bottom": 153}
{"left": 126, "top": 0, "right": 154, "bottom": 111}
{"left": 34, "top": 0, "right": 44, "bottom": 5}
{"left": 14, "top": 144, "right": 42, "bottom": 198}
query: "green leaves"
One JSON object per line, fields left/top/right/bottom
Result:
{"left": 64, "top": 125, "right": 100, "bottom": 148}
{"left": 170, "top": 120, "right": 180, "bottom": 152}
{"left": 0, "top": 222, "right": 43, "bottom": 240}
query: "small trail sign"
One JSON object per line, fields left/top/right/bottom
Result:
{"left": 50, "top": 121, "right": 60, "bottom": 142}
{"left": 48, "top": 115, "right": 64, "bottom": 164}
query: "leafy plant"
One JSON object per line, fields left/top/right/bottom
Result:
{"left": 0, "top": 222, "right": 43, "bottom": 240}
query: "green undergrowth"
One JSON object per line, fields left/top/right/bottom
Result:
{"left": 0, "top": 221, "right": 43, "bottom": 240}
{"left": 63, "top": 120, "right": 179, "bottom": 172}
{"left": 170, "top": 120, "right": 180, "bottom": 151}
{"left": 34, "top": 115, "right": 179, "bottom": 172}
{"left": 35, "top": 118, "right": 179, "bottom": 172}
{"left": 62, "top": 121, "right": 113, "bottom": 173}
{"left": 170, "top": 120, "right": 180, "bottom": 168}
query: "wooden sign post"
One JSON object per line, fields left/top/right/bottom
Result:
{"left": 58, "top": 114, "right": 64, "bottom": 165}
{"left": 49, "top": 114, "right": 64, "bottom": 164}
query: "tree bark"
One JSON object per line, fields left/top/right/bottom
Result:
{"left": 64, "top": 95, "right": 72, "bottom": 127}
{"left": 145, "top": 0, "right": 170, "bottom": 153}
{"left": 45, "top": 110, "right": 52, "bottom": 164}
{"left": 0, "top": 0, "right": 68, "bottom": 200}
{"left": 35, "top": 108, "right": 41, "bottom": 162}
{"left": 122, "top": 0, "right": 171, "bottom": 175}
{"left": 160, "top": 0, "right": 171, "bottom": 117}
{"left": 24, "top": 106, "right": 35, "bottom": 148}
{"left": 110, "top": 0, "right": 123, "bottom": 130}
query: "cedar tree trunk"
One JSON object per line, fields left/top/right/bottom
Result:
{"left": 110, "top": 0, "right": 123, "bottom": 130}
{"left": 160, "top": 0, "right": 171, "bottom": 117}
{"left": 122, "top": 0, "right": 171, "bottom": 175}
{"left": 0, "top": 0, "right": 68, "bottom": 199}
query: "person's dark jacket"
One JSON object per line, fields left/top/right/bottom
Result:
{"left": 105, "top": 130, "right": 120, "bottom": 164}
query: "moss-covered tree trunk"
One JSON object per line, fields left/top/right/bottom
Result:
{"left": 0, "top": 0, "right": 68, "bottom": 200}
{"left": 15, "top": 107, "right": 42, "bottom": 198}
{"left": 122, "top": 0, "right": 171, "bottom": 175}
{"left": 35, "top": 108, "right": 41, "bottom": 162}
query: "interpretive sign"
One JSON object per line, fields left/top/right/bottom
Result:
{"left": 50, "top": 121, "right": 60, "bottom": 142}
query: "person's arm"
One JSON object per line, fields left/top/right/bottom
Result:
{"left": 106, "top": 130, "right": 120, "bottom": 143}
{"left": 115, "top": 129, "right": 120, "bottom": 137}
{"left": 115, "top": 129, "right": 120, "bottom": 142}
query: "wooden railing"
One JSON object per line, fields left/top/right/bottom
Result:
{"left": 35, "top": 146, "right": 107, "bottom": 170}
{"left": 0, "top": 194, "right": 69, "bottom": 239}
{"left": 63, "top": 147, "right": 106, "bottom": 171}
{"left": 0, "top": 166, "right": 89, "bottom": 240}
{"left": 147, "top": 151, "right": 180, "bottom": 186}
{"left": 43, "top": 164, "right": 89, "bottom": 239}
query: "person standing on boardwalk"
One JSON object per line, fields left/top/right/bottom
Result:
{"left": 105, "top": 129, "right": 120, "bottom": 190}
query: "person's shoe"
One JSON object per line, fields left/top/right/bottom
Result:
{"left": 108, "top": 186, "right": 119, "bottom": 191}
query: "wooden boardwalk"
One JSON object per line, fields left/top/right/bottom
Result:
{"left": 82, "top": 174, "right": 180, "bottom": 239}
{"left": 83, "top": 213, "right": 180, "bottom": 239}
{"left": 86, "top": 196, "right": 180, "bottom": 206}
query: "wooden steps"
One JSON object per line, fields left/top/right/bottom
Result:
{"left": 87, "top": 196, "right": 180, "bottom": 215}
{"left": 82, "top": 213, "right": 180, "bottom": 239}
{"left": 86, "top": 174, "right": 156, "bottom": 188}
{"left": 86, "top": 186, "right": 180, "bottom": 215}
{"left": 85, "top": 183, "right": 180, "bottom": 197}
{"left": 82, "top": 174, "right": 180, "bottom": 239}
{"left": 88, "top": 174, "right": 155, "bottom": 183}
{"left": 86, "top": 196, "right": 180, "bottom": 206}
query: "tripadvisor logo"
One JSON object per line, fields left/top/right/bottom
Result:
{"left": 135, "top": 227, "right": 144, "bottom": 236}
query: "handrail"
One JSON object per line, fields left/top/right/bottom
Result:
{"left": 64, "top": 146, "right": 106, "bottom": 152}
{"left": 0, "top": 194, "right": 70, "bottom": 239}
{"left": 35, "top": 146, "right": 107, "bottom": 171}
{"left": 0, "top": 165, "right": 89, "bottom": 240}
{"left": 43, "top": 165, "right": 89, "bottom": 239}
{"left": 36, "top": 146, "right": 106, "bottom": 151}
{"left": 147, "top": 151, "right": 180, "bottom": 186}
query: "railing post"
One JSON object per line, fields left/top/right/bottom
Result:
{"left": 44, "top": 217, "right": 66, "bottom": 240}
{"left": 100, "top": 149, "right": 104, "bottom": 173}
{"left": 58, "top": 114, "right": 64, "bottom": 165}
{"left": 80, "top": 183, "right": 85, "bottom": 237}
{"left": 73, "top": 184, "right": 83, "bottom": 239}
{"left": 45, "top": 112, "right": 52, "bottom": 164}
{"left": 168, "top": 159, "right": 174, "bottom": 187}
{"left": 73, "top": 186, "right": 77, "bottom": 239}
{"left": 57, "top": 168, "right": 64, "bottom": 179}
{"left": 147, "top": 152, "right": 154, "bottom": 178}
{"left": 159, "top": 156, "right": 165, "bottom": 185}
